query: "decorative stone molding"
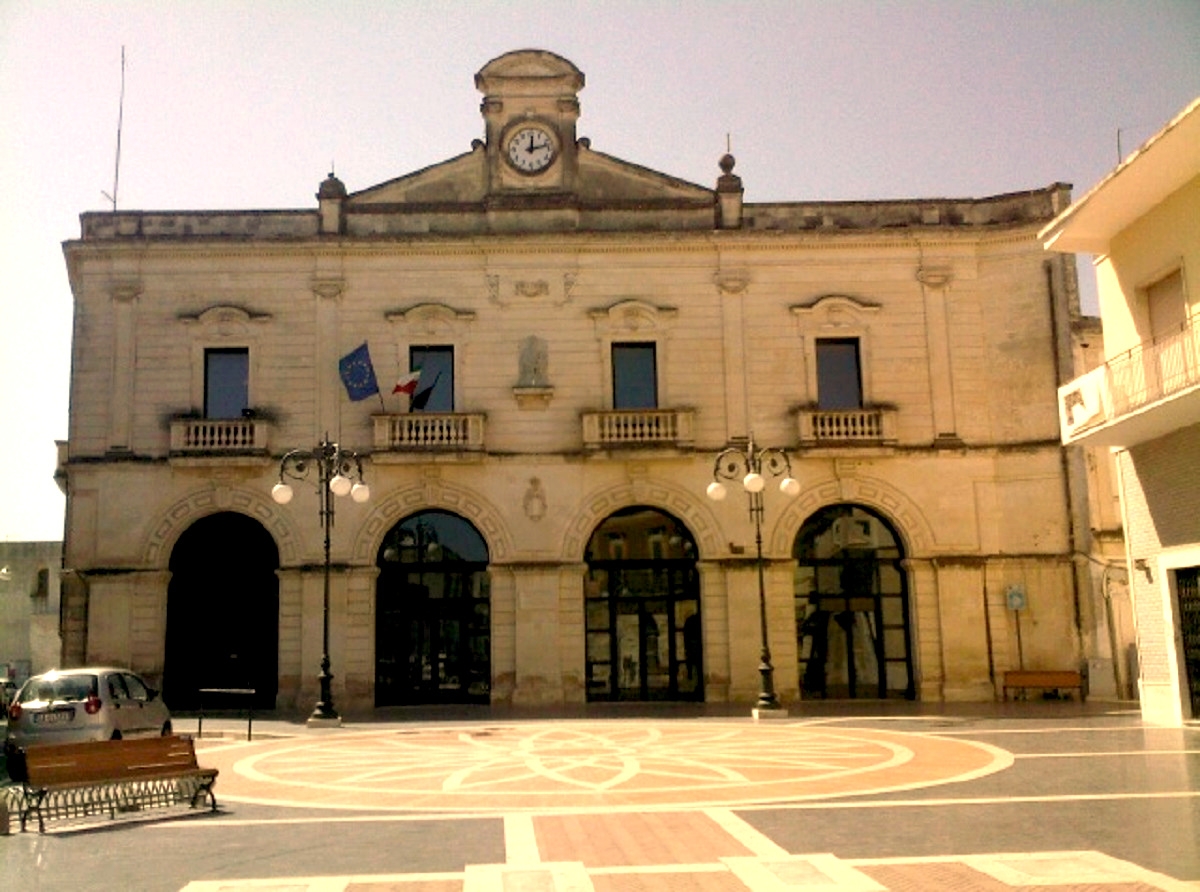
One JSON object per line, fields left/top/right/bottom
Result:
{"left": 773, "top": 474, "right": 936, "bottom": 558}
{"left": 352, "top": 480, "right": 514, "bottom": 563}
{"left": 142, "top": 488, "right": 303, "bottom": 567}
{"left": 714, "top": 270, "right": 750, "bottom": 294}
{"left": 513, "top": 387, "right": 554, "bottom": 409}
{"left": 385, "top": 302, "right": 476, "bottom": 338}
{"left": 563, "top": 481, "right": 721, "bottom": 563}
{"left": 179, "top": 305, "right": 272, "bottom": 334}
{"left": 588, "top": 299, "right": 678, "bottom": 335}
{"left": 486, "top": 272, "right": 578, "bottom": 308}
{"left": 310, "top": 278, "right": 345, "bottom": 301}
{"left": 789, "top": 293, "right": 881, "bottom": 324}
{"left": 916, "top": 266, "right": 954, "bottom": 288}
{"left": 523, "top": 478, "right": 548, "bottom": 521}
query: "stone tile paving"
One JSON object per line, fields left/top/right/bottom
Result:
{"left": 5, "top": 712, "right": 1198, "bottom": 891}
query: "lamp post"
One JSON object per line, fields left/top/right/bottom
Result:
{"left": 271, "top": 436, "right": 370, "bottom": 725}
{"left": 707, "top": 434, "right": 800, "bottom": 713}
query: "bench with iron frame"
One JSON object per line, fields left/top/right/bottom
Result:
{"left": 15, "top": 734, "right": 218, "bottom": 833}
{"left": 1002, "top": 669, "right": 1087, "bottom": 702}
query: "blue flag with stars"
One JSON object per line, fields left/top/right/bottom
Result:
{"left": 338, "top": 342, "right": 380, "bottom": 401}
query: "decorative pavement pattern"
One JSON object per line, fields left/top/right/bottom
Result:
{"left": 202, "top": 722, "right": 1012, "bottom": 810}
{"left": 163, "top": 720, "right": 1200, "bottom": 891}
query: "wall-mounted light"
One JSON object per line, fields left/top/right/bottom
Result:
{"left": 1133, "top": 559, "right": 1153, "bottom": 583}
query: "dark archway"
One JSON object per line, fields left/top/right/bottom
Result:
{"left": 584, "top": 506, "right": 702, "bottom": 702}
{"left": 164, "top": 512, "right": 280, "bottom": 711}
{"left": 375, "top": 511, "right": 491, "bottom": 706}
{"left": 793, "top": 504, "right": 914, "bottom": 700}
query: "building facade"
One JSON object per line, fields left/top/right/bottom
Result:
{"left": 0, "top": 540, "right": 63, "bottom": 686}
{"left": 60, "top": 50, "right": 1100, "bottom": 714}
{"left": 1045, "top": 97, "right": 1200, "bottom": 725}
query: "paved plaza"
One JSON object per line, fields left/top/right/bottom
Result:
{"left": 3, "top": 704, "right": 1199, "bottom": 890}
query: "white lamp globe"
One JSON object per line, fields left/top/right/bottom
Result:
{"left": 706, "top": 481, "right": 727, "bottom": 501}
{"left": 780, "top": 477, "right": 801, "bottom": 497}
{"left": 743, "top": 472, "right": 765, "bottom": 493}
{"left": 271, "top": 482, "right": 294, "bottom": 505}
{"left": 329, "top": 473, "right": 353, "bottom": 497}
{"left": 350, "top": 481, "right": 370, "bottom": 503}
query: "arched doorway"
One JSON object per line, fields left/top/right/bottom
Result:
{"left": 584, "top": 506, "right": 702, "bottom": 702}
{"left": 164, "top": 512, "right": 280, "bottom": 711}
{"left": 375, "top": 510, "right": 490, "bottom": 706}
{"left": 793, "top": 504, "right": 914, "bottom": 699}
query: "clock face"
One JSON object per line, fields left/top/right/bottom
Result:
{"left": 505, "top": 125, "right": 557, "bottom": 173}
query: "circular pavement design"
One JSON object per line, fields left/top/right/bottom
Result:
{"left": 197, "top": 721, "right": 1013, "bottom": 812}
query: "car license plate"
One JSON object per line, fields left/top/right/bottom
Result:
{"left": 33, "top": 710, "right": 74, "bottom": 725}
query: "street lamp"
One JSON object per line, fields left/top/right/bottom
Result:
{"left": 272, "top": 435, "right": 370, "bottom": 725}
{"left": 707, "top": 433, "right": 800, "bottom": 712}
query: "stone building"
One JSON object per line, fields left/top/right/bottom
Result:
{"left": 1045, "top": 97, "right": 1200, "bottom": 725}
{"left": 0, "top": 540, "right": 63, "bottom": 685}
{"left": 59, "top": 50, "right": 1105, "bottom": 715}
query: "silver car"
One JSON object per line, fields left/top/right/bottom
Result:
{"left": 4, "top": 667, "right": 173, "bottom": 757}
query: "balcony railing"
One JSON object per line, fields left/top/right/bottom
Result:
{"left": 170, "top": 418, "right": 268, "bottom": 453}
{"left": 581, "top": 409, "right": 696, "bottom": 449}
{"left": 1060, "top": 314, "right": 1200, "bottom": 445}
{"left": 374, "top": 413, "right": 486, "bottom": 451}
{"left": 797, "top": 407, "right": 897, "bottom": 445}
{"left": 1107, "top": 318, "right": 1200, "bottom": 415}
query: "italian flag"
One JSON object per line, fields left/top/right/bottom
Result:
{"left": 393, "top": 370, "right": 421, "bottom": 395}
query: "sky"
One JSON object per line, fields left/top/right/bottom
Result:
{"left": 1, "top": 0, "right": 1198, "bottom": 542}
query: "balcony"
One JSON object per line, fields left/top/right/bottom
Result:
{"left": 796, "top": 407, "right": 898, "bottom": 446}
{"left": 373, "top": 413, "right": 486, "bottom": 452}
{"left": 170, "top": 418, "right": 268, "bottom": 454}
{"left": 1059, "top": 314, "right": 1200, "bottom": 448}
{"left": 581, "top": 409, "right": 696, "bottom": 449}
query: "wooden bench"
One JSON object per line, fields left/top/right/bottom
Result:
{"left": 1003, "top": 669, "right": 1086, "bottom": 702}
{"left": 16, "top": 734, "right": 218, "bottom": 833}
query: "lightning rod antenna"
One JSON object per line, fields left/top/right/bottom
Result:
{"left": 101, "top": 47, "right": 126, "bottom": 211}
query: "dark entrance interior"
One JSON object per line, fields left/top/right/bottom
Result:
{"left": 164, "top": 512, "right": 279, "bottom": 711}
{"left": 584, "top": 507, "right": 702, "bottom": 702}
{"left": 794, "top": 504, "right": 914, "bottom": 700}
{"left": 1178, "top": 567, "right": 1200, "bottom": 718}
{"left": 375, "top": 511, "right": 490, "bottom": 706}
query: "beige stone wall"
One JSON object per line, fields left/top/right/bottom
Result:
{"left": 61, "top": 195, "right": 1087, "bottom": 712}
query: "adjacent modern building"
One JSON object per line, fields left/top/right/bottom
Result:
{"left": 1044, "top": 97, "right": 1200, "bottom": 725}
{"left": 58, "top": 50, "right": 1111, "bottom": 715}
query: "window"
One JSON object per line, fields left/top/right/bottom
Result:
{"left": 122, "top": 673, "right": 150, "bottom": 702}
{"left": 204, "top": 348, "right": 249, "bottom": 419}
{"left": 410, "top": 346, "right": 454, "bottom": 412}
{"left": 815, "top": 338, "right": 862, "bottom": 410}
{"left": 1147, "top": 269, "right": 1186, "bottom": 343}
{"left": 612, "top": 343, "right": 657, "bottom": 409}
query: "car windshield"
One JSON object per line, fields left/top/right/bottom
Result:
{"left": 18, "top": 674, "right": 98, "bottom": 704}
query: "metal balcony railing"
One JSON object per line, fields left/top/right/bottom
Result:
{"left": 374, "top": 413, "right": 486, "bottom": 451}
{"left": 170, "top": 418, "right": 267, "bottom": 453}
{"left": 1060, "top": 313, "right": 1200, "bottom": 442}
{"left": 581, "top": 409, "right": 696, "bottom": 449}
{"left": 797, "top": 407, "right": 897, "bottom": 445}
{"left": 1107, "top": 316, "right": 1200, "bottom": 415}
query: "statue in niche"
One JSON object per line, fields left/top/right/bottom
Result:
{"left": 517, "top": 335, "right": 549, "bottom": 387}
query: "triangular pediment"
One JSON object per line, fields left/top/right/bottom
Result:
{"left": 575, "top": 147, "right": 713, "bottom": 203}
{"left": 348, "top": 150, "right": 489, "bottom": 206}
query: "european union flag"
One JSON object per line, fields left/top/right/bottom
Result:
{"left": 338, "top": 342, "right": 380, "bottom": 401}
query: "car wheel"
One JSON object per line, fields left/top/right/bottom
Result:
{"left": 161, "top": 720, "right": 173, "bottom": 736}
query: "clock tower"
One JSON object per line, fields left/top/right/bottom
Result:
{"left": 476, "top": 50, "right": 584, "bottom": 196}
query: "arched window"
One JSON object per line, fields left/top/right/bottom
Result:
{"left": 375, "top": 511, "right": 490, "bottom": 705}
{"left": 794, "top": 504, "right": 914, "bottom": 700}
{"left": 584, "top": 507, "right": 701, "bottom": 702}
